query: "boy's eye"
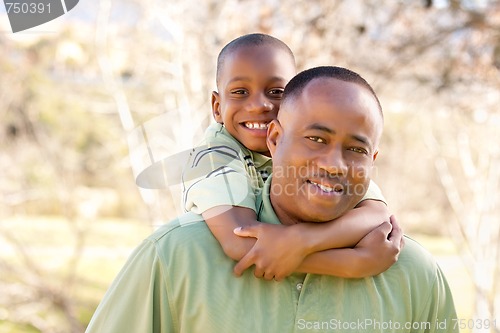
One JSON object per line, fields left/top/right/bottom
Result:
{"left": 268, "top": 88, "right": 285, "bottom": 96}
{"left": 231, "top": 89, "right": 248, "bottom": 95}
{"left": 306, "top": 136, "right": 326, "bottom": 144}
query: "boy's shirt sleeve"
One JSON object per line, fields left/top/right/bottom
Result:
{"left": 181, "top": 137, "right": 257, "bottom": 215}
{"left": 359, "top": 180, "right": 386, "bottom": 204}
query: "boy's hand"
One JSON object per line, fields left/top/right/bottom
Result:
{"left": 232, "top": 224, "right": 307, "bottom": 281}
{"left": 349, "top": 215, "right": 403, "bottom": 277}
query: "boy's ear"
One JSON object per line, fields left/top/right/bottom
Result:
{"left": 266, "top": 119, "right": 282, "bottom": 157}
{"left": 211, "top": 91, "right": 223, "bottom": 123}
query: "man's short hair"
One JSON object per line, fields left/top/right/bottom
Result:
{"left": 282, "top": 66, "right": 383, "bottom": 119}
{"left": 216, "top": 33, "right": 295, "bottom": 87}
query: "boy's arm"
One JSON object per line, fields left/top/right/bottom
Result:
{"left": 202, "top": 206, "right": 259, "bottom": 261}
{"left": 301, "top": 179, "right": 389, "bottom": 251}
{"left": 233, "top": 216, "right": 403, "bottom": 280}
{"left": 231, "top": 199, "right": 390, "bottom": 279}
{"left": 295, "top": 216, "right": 403, "bottom": 278}
{"left": 294, "top": 199, "right": 389, "bottom": 253}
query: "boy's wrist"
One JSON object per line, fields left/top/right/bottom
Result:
{"left": 290, "top": 223, "right": 319, "bottom": 256}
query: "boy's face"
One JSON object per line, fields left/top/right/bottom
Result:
{"left": 267, "top": 78, "right": 382, "bottom": 225}
{"left": 212, "top": 45, "right": 296, "bottom": 155}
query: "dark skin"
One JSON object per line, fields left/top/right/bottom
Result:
{"left": 203, "top": 44, "right": 402, "bottom": 281}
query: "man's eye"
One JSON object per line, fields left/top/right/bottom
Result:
{"left": 349, "top": 147, "right": 368, "bottom": 154}
{"left": 306, "top": 136, "right": 326, "bottom": 144}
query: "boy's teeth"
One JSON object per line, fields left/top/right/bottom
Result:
{"left": 244, "top": 122, "right": 268, "bottom": 130}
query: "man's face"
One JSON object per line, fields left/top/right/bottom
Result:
{"left": 212, "top": 45, "right": 296, "bottom": 155}
{"left": 267, "top": 78, "right": 383, "bottom": 225}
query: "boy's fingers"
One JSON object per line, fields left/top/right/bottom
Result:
{"left": 233, "top": 225, "right": 259, "bottom": 238}
{"left": 233, "top": 252, "right": 254, "bottom": 276}
{"left": 389, "top": 215, "right": 404, "bottom": 247}
{"left": 376, "top": 221, "right": 392, "bottom": 237}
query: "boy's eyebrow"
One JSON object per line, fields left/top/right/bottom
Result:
{"left": 306, "top": 123, "right": 371, "bottom": 146}
{"left": 228, "top": 76, "right": 251, "bottom": 84}
{"left": 227, "top": 76, "right": 288, "bottom": 85}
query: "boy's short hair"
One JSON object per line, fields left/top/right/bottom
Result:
{"left": 216, "top": 33, "right": 295, "bottom": 87}
{"left": 282, "top": 66, "right": 383, "bottom": 119}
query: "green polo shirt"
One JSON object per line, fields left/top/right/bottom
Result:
{"left": 86, "top": 178, "right": 457, "bottom": 333}
{"left": 182, "top": 123, "right": 385, "bottom": 215}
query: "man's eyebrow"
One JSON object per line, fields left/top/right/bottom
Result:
{"left": 351, "top": 134, "right": 371, "bottom": 146}
{"left": 306, "top": 123, "right": 335, "bottom": 134}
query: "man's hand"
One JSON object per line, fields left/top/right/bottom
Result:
{"left": 349, "top": 215, "right": 404, "bottom": 277}
{"left": 232, "top": 224, "right": 308, "bottom": 281}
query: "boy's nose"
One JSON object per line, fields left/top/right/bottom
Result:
{"left": 247, "top": 95, "right": 274, "bottom": 112}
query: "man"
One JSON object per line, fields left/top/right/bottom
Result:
{"left": 86, "top": 66, "right": 457, "bottom": 333}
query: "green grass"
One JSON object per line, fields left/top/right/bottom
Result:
{"left": 0, "top": 216, "right": 478, "bottom": 333}
{"left": 0, "top": 215, "right": 152, "bottom": 333}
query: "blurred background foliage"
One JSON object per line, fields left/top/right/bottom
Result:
{"left": 1, "top": 0, "right": 499, "bottom": 332}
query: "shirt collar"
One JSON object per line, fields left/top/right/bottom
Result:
{"left": 209, "top": 123, "right": 272, "bottom": 169}
{"left": 256, "top": 175, "right": 281, "bottom": 225}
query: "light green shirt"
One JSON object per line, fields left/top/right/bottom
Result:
{"left": 86, "top": 179, "right": 457, "bottom": 333}
{"left": 182, "top": 123, "right": 272, "bottom": 214}
{"left": 182, "top": 123, "right": 384, "bottom": 215}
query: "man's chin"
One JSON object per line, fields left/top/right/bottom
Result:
{"left": 302, "top": 208, "right": 347, "bottom": 223}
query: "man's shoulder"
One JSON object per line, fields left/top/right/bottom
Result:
{"left": 395, "top": 236, "right": 440, "bottom": 281}
{"left": 147, "top": 213, "right": 211, "bottom": 244}
{"left": 144, "top": 213, "right": 228, "bottom": 272}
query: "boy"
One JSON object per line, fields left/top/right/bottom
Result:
{"left": 182, "top": 33, "right": 398, "bottom": 280}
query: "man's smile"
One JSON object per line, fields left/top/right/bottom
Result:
{"left": 306, "top": 179, "right": 344, "bottom": 195}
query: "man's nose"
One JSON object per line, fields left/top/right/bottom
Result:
{"left": 317, "top": 148, "right": 348, "bottom": 176}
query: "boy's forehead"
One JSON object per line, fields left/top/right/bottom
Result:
{"left": 218, "top": 45, "right": 295, "bottom": 82}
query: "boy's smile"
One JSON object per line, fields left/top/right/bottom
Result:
{"left": 212, "top": 44, "right": 296, "bottom": 156}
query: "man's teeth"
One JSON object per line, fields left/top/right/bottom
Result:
{"left": 309, "top": 180, "right": 341, "bottom": 193}
{"left": 244, "top": 122, "right": 269, "bottom": 130}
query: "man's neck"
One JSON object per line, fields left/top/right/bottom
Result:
{"left": 268, "top": 194, "right": 301, "bottom": 226}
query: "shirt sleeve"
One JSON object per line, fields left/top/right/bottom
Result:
{"left": 358, "top": 180, "right": 386, "bottom": 204}
{"left": 415, "top": 264, "right": 459, "bottom": 333}
{"left": 181, "top": 143, "right": 257, "bottom": 214}
{"left": 85, "top": 240, "right": 175, "bottom": 333}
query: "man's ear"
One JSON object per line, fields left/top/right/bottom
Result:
{"left": 266, "top": 119, "right": 282, "bottom": 157}
{"left": 211, "top": 91, "right": 223, "bottom": 123}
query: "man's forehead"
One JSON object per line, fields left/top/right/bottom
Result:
{"left": 284, "top": 78, "right": 381, "bottom": 119}
{"left": 280, "top": 77, "right": 383, "bottom": 144}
